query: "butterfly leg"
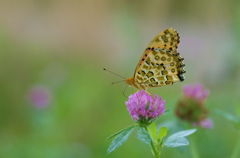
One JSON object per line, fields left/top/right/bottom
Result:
{"left": 149, "top": 88, "right": 152, "bottom": 94}
{"left": 146, "top": 91, "right": 151, "bottom": 95}
{"left": 132, "top": 87, "right": 135, "bottom": 94}
{"left": 144, "top": 88, "right": 152, "bottom": 95}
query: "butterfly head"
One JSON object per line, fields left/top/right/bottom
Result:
{"left": 125, "top": 77, "right": 145, "bottom": 90}
{"left": 125, "top": 77, "right": 133, "bottom": 85}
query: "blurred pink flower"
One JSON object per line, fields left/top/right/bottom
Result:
{"left": 28, "top": 86, "right": 51, "bottom": 108}
{"left": 175, "top": 83, "right": 212, "bottom": 129}
{"left": 199, "top": 119, "right": 213, "bottom": 128}
{"left": 192, "top": 119, "right": 213, "bottom": 128}
{"left": 125, "top": 90, "right": 165, "bottom": 125}
{"left": 183, "top": 83, "right": 209, "bottom": 102}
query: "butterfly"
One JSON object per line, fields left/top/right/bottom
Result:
{"left": 125, "top": 28, "right": 186, "bottom": 90}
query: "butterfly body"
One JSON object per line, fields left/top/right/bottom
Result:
{"left": 125, "top": 28, "right": 186, "bottom": 90}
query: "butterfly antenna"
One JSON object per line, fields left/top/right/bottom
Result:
{"left": 103, "top": 68, "right": 126, "bottom": 79}
{"left": 123, "top": 85, "right": 128, "bottom": 98}
{"left": 112, "top": 80, "right": 125, "bottom": 84}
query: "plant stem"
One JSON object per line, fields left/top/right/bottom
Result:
{"left": 190, "top": 135, "right": 200, "bottom": 158}
{"left": 144, "top": 126, "right": 161, "bottom": 158}
{"left": 231, "top": 131, "right": 240, "bottom": 158}
{"left": 150, "top": 140, "right": 159, "bottom": 158}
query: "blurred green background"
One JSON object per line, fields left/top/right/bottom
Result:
{"left": 1, "top": 0, "right": 240, "bottom": 158}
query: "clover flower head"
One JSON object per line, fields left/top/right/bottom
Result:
{"left": 183, "top": 83, "right": 209, "bottom": 102}
{"left": 125, "top": 90, "right": 165, "bottom": 125}
{"left": 175, "top": 83, "right": 213, "bottom": 129}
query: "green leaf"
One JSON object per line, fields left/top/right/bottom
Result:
{"left": 162, "top": 109, "right": 170, "bottom": 115}
{"left": 107, "top": 125, "right": 135, "bottom": 140}
{"left": 147, "top": 122, "right": 157, "bottom": 140}
{"left": 157, "top": 127, "right": 167, "bottom": 140}
{"left": 215, "top": 109, "right": 239, "bottom": 124}
{"left": 164, "top": 129, "right": 196, "bottom": 148}
{"left": 164, "top": 137, "right": 189, "bottom": 148}
{"left": 136, "top": 127, "right": 151, "bottom": 144}
{"left": 168, "top": 129, "right": 196, "bottom": 138}
{"left": 107, "top": 125, "right": 135, "bottom": 154}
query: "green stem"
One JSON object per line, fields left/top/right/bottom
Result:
{"left": 231, "top": 131, "right": 240, "bottom": 158}
{"left": 190, "top": 135, "right": 200, "bottom": 158}
{"left": 150, "top": 140, "right": 159, "bottom": 158}
{"left": 143, "top": 126, "right": 161, "bottom": 158}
